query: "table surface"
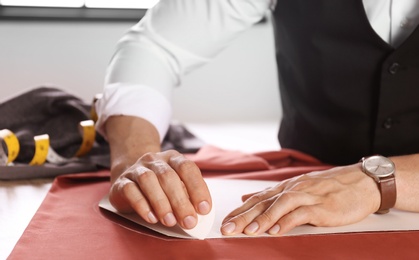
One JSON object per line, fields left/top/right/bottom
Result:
{"left": 0, "top": 121, "right": 280, "bottom": 259}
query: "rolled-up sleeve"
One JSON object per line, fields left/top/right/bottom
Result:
{"left": 96, "top": 0, "right": 272, "bottom": 141}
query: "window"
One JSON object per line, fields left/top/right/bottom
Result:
{"left": 0, "top": 0, "right": 159, "bottom": 21}
{"left": 0, "top": 0, "right": 159, "bottom": 9}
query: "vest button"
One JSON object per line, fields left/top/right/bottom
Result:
{"left": 388, "top": 63, "right": 400, "bottom": 74}
{"left": 382, "top": 118, "right": 394, "bottom": 129}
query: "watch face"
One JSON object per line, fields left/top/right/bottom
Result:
{"left": 363, "top": 155, "right": 395, "bottom": 177}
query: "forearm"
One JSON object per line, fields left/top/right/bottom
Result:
{"left": 105, "top": 115, "right": 161, "bottom": 184}
{"left": 391, "top": 153, "right": 419, "bottom": 211}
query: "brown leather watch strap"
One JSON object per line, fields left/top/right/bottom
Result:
{"left": 376, "top": 175, "right": 397, "bottom": 214}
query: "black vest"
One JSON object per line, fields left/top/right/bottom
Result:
{"left": 273, "top": 1, "right": 419, "bottom": 165}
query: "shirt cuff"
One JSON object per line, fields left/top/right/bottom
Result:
{"left": 95, "top": 83, "right": 172, "bottom": 142}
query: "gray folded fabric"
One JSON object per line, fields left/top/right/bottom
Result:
{"left": 0, "top": 86, "right": 204, "bottom": 180}
{"left": 0, "top": 86, "right": 110, "bottom": 180}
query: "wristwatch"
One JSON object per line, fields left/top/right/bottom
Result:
{"left": 360, "top": 155, "right": 397, "bottom": 214}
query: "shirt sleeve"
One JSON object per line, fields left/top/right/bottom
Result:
{"left": 96, "top": 0, "right": 273, "bottom": 141}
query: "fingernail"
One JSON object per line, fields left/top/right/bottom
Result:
{"left": 198, "top": 201, "right": 210, "bottom": 214}
{"left": 163, "top": 213, "right": 177, "bottom": 226}
{"left": 147, "top": 211, "right": 158, "bottom": 223}
{"left": 245, "top": 222, "right": 259, "bottom": 234}
{"left": 269, "top": 224, "right": 281, "bottom": 235}
{"left": 221, "top": 222, "right": 236, "bottom": 235}
{"left": 183, "top": 215, "right": 197, "bottom": 229}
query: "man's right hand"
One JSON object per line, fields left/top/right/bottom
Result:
{"left": 109, "top": 149, "right": 212, "bottom": 229}
{"left": 104, "top": 115, "right": 211, "bottom": 230}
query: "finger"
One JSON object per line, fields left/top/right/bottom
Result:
{"left": 244, "top": 191, "right": 320, "bottom": 235}
{"left": 241, "top": 186, "right": 272, "bottom": 202}
{"left": 126, "top": 165, "right": 178, "bottom": 227}
{"left": 222, "top": 191, "right": 320, "bottom": 236}
{"left": 221, "top": 195, "right": 278, "bottom": 236}
{"left": 181, "top": 181, "right": 189, "bottom": 199}
{"left": 149, "top": 158, "right": 198, "bottom": 229}
{"left": 167, "top": 151, "right": 212, "bottom": 215}
{"left": 241, "top": 192, "right": 256, "bottom": 202}
{"left": 109, "top": 178, "right": 158, "bottom": 224}
{"left": 268, "top": 205, "right": 316, "bottom": 236}
{"left": 222, "top": 186, "right": 284, "bottom": 224}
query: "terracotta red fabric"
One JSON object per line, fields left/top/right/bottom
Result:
{"left": 188, "top": 145, "right": 332, "bottom": 179}
{"left": 8, "top": 147, "right": 419, "bottom": 259}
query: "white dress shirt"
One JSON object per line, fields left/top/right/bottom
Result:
{"left": 96, "top": 0, "right": 419, "bottom": 141}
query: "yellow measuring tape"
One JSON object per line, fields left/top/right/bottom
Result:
{"left": 0, "top": 119, "right": 96, "bottom": 166}
{"left": 1, "top": 92, "right": 102, "bottom": 166}
{"left": 75, "top": 120, "right": 96, "bottom": 157}
{"left": 29, "top": 134, "right": 49, "bottom": 165}
{"left": 0, "top": 129, "right": 20, "bottom": 165}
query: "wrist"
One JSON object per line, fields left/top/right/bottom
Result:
{"left": 360, "top": 155, "right": 397, "bottom": 214}
{"left": 105, "top": 115, "right": 161, "bottom": 183}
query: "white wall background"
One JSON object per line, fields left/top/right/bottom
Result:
{"left": 0, "top": 15, "right": 281, "bottom": 123}
{"left": 0, "top": 14, "right": 283, "bottom": 260}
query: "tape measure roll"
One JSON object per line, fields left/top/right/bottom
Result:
{"left": 29, "top": 134, "right": 50, "bottom": 166}
{"left": 45, "top": 120, "right": 96, "bottom": 164}
{"left": 1, "top": 90, "right": 100, "bottom": 167}
{"left": 75, "top": 120, "right": 96, "bottom": 157}
{"left": 0, "top": 129, "right": 20, "bottom": 165}
{"left": 1, "top": 119, "right": 96, "bottom": 166}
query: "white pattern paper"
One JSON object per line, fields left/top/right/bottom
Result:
{"left": 99, "top": 178, "right": 419, "bottom": 239}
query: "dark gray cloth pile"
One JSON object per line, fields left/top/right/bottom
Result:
{"left": 0, "top": 86, "right": 203, "bottom": 180}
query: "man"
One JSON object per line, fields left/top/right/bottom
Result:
{"left": 95, "top": 0, "right": 419, "bottom": 236}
